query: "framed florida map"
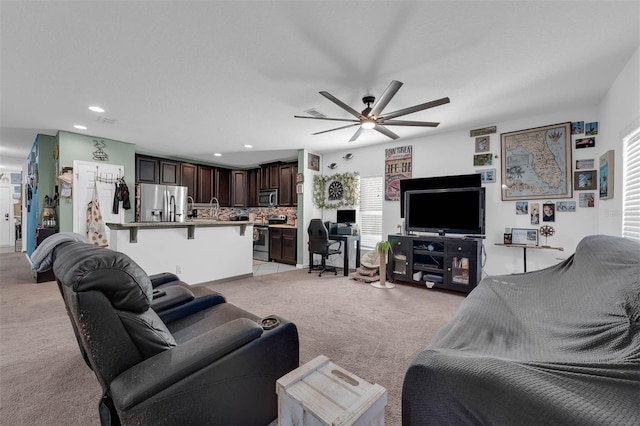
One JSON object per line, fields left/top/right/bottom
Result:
{"left": 500, "top": 122, "right": 572, "bottom": 201}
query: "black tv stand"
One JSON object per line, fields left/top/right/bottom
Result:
{"left": 387, "top": 234, "right": 482, "bottom": 294}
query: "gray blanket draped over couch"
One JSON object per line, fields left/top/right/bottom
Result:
{"left": 402, "top": 234, "right": 640, "bottom": 425}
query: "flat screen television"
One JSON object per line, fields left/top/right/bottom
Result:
{"left": 399, "top": 173, "right": 481, "bottom": 217}
{"left": 405, "top": 187, "right": 485, "bottom": 236}
{"left": 336, "top": 209, "right": 356, "bottom": 224}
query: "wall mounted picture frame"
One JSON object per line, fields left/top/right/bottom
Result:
{"left": 556, "top": 201, "right": 576, "bottom": 212}
{"left": 575, "top": 159, "right": 594, "bottom": 169}
{"left": 585, "top": 122, "right": 598, "bottom": 136}
{"left": 511, "top": 228, "right": 539, "bottom": 246}
{"left": 530, "top": 202, "right": 540, "bottom": 225}
{"left": 501, "top": 122, "right": 572, "bottom": 201}
{"left": 576, "top": 137, "right": 595, "bottom": 149}
{"left": 571, "top": 121, "right": 584, "bottom": 134}
{"left": 475, "top": 136, "right": 490, "bottom": 152}
{"left": 599, "top": 150, "right": 614, "bottom": 199}
{"left": 473, "top": 153, "right": 492, "bottom": 166}
{"left": 308, "top": 153, "right": 320, "bottom": 171}
{"left": 476, "top": 169, "right": 496, "bottom": 183}
{"left": 574, "top": 170, "right": 597, "bottom": 190}
{"left": 579, "top": 192, "right": 595, "bottom": 207}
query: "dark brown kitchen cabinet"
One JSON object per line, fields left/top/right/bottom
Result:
{"left": 231, "top": 170, "right": 247, "bottom": 207}
{"left": 269, "top": 227, "right": 297, "bottom": 265}
{"left": 180, "top": 163, "right": 197, "bottom": 200}
{"left": 279, "top": 163, "right": 293, "bottom": 206}
{"left": 269, "top": 164, "right": 280, "bottom": 189}
{"left": 260, "top": 166, "right": 270, "bottom": 190}
{"left": 247, "top": 168, "right": 259, "bottom": 206}
{"left": 136, "top": 155, "right": 159, "bottom": 184}
{"left": 197, "top": 165, "right": 214, "bottom": 204}
{"left": 292, "top": 163, "right": 298, "bottom": 206}
{"left": 159, "top": 160, "right": 180, "bottom": 185}
{"left": 215, "top": 168, "right": 231, "bottom": 207}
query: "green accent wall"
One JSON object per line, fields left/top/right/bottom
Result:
{"left": 57, "top": 131, "right": 136, "bottom": 232}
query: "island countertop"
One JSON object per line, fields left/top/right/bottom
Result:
{"left": 107, "top": 220, "right": 253, "bottom": 243}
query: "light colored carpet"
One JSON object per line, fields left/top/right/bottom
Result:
{"left": 0, "top": 252, "right": 465, "bottom": 426}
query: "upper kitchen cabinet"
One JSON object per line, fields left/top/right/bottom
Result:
{"left": 135, "top": 156, "right": 179, "bottom": 185}
{"left": 246, "top": 168, "right": 259, "bottom": 206}
{"left": 159, "top": 160, "right": 180, "bottom": 185}
{"left": 197, "top": 165, "right": 214, "bottom": 204}
{"left": 269, "top": 163, "right": 279, "bottom": 189}
{"left": 278, "top": 162, "right": 298, "bottom": 206}
{"left": 136, "top": 155, "right": 159, "bottom": 184}
{"left": 180, "top": 163, "right": 197, "bottom": 200}
{"left": 231, "top": 170, "right": 247, "bottom": 207}
{"left": 215, "top": 168, "right": 231, "bottom": 207}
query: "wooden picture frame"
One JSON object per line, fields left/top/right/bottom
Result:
{"left": 308, "top": 153, "right": 320, "bottom": 171}
{"left": 511, "top": 228, "right": 539, "bottom": 246}
{"left": 574, "top": 170, "right": 597, "bottom": 190}
{"left": 501, "top": 122, "right": 572, "bottom": 201}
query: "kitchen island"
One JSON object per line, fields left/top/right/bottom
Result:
{"left": 107, "top": 220, "right": 253, "bottom": 285}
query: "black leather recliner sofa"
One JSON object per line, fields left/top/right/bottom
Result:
{"left": 52, "top": 241, "right": 299, "bottom": 426}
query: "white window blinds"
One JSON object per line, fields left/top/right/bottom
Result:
{"left": 359, "top": 176, "right": 383, "bottom": 250}
{"left": 623, "top": 127, "right": 640, "bottom": 241}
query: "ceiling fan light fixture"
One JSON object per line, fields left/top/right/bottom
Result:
{"left": 361, "top": 120, "right": 376, "bottom": 129}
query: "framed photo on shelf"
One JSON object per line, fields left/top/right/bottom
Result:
{"left": 511, "top": 228, "right": 539, "bottom": 246}
{"left": 574, "top": 170, "right": 597, "bottom": 190}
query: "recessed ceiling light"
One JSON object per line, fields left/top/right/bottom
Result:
{"left": 89, "top": 106, "right": 105, "bottom": 113}
{"left": 74, "top": 125, "right": 87, "bottom": 130}
{"left": 213, "top": 153, "right": 222, "bottom": 157}
{"left": 244, "top": 144, "right": 253, "bottom": 148}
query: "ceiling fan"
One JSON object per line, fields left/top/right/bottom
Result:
{"left": 295, "top": 80, "right": 450, "bottom": 142}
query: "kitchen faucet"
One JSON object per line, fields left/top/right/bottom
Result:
{"left": 209, "top": 197, "right": 219, "bottom": 220}
{"left": 187, "top": 196, "right": 195, "bottom": 218}
{"left": 169, "top": 195, "right": 176, "bottom": 222}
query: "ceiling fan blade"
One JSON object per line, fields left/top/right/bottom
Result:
{"left": 369, "top": 80, "right": 403, "bottom": 118}
{"left": 380, "top": 119, "right": 440, "bottom": 127}
{"left": 374, "top": 125, "right": 400, "bottom": 140}
{"left": 349, "top": 127, "right": 364, "bottom": 142}
{"left": 294, "top": 115, "right": 360, "bottom": 124}
{"left": 382, "top": 97, "right": 450, "bottom": 120}
{"left": 313, "top": 123, "right": 360, "bottom": 136}
{"left": 319, "top": 91, "right": 364, "bottom": 119}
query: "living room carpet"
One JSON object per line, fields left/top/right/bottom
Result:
{"left": 0, "top": 251, "right": 465, "bottom": 426}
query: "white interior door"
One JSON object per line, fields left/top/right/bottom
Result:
{"left": 73, "top": 161, "right": 125, "bottom": 247}
{"left": 0, "top": 185, "right": 11, "bottom": 247}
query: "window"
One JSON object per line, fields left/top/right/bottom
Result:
{"left": 623, "top": 127, "right": 640, "bottom": 241}
{"left": 359, "top": 176, "right": 383, "bottom": 249}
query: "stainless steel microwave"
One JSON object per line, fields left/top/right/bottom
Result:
{"left": 258, "top": 189, "right": 278, "bottom": 207}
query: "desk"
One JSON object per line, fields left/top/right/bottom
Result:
{"left": 331, "top": 234, "right": 361, "bottom": 276}
{"left": 495, "top": 243, "right": 564, "bottom": 272}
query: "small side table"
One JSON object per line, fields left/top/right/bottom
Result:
{"left": 276, "top": 355, "right": 387, "bottom": 426}
{"left": 495, "top": 243, "right": 564, "bottom": 272}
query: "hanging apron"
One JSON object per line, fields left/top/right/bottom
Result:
{"left": 87, "top": 180, "right": 109, "bottom": 248}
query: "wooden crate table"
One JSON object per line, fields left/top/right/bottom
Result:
{"left": 276, "top": 355, "right": 387, "bottom": 426}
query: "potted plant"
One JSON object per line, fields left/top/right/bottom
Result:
{"left": 372, "top": 240, "right": 395, "bottom": 289}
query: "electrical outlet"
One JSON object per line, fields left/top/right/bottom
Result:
{"left": 176, "top": 265, "right": 183, "bottom": 275}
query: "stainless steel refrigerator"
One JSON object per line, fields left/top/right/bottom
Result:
{"left": 139, "top": 183, "right": 188, "bottom": 222}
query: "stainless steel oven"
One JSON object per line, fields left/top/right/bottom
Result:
{"left": 253, "top": 225, "right": 269, "bottom": 261}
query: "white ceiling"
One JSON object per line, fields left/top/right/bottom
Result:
{"left": 1, "top": 1, "right": 639, "bottom": 170}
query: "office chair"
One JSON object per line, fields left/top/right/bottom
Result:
{"left": 308, "top": 219, "right": 342, "bottom": 276}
